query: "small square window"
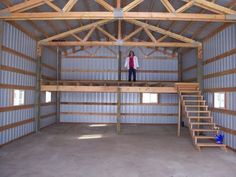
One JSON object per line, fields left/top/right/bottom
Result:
{"left": 45, "top": 91, "right": 52, "bottom": 103}
{"left": 13, "top": 90, "right": 25, "bottom": 106}
{"left": 142, "top": 93, "right": 158, "bottom": 103}
{"left": 214, "top": 92, "right": 225, "bottom": 109}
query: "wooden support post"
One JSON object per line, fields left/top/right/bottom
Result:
{"left": 117, "top": 87, "right": 121, "bottom": 134}
{"left": 56, "top": 47, "right": 61, "bottom": 124}
{"left": 178, "top": 97, "right": 181, "bottom": 136}
{"left": 178, "top": 53, "right": 182, "bottom": 82}
{"left": 197, "top": 45, "right": 203, "bottom": 90}
{"left": 118, "top": 46, "right": 121, "bottom": 81}
{"left": 177, "top": 52, "right": 182, "bottom": 136}
{"left": 0, "top": 20, "right": 3, "bottom": 73}
{"left": 35, "top": 44, "right": 42, "bottom": 132}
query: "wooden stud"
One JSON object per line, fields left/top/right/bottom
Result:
{"left": 160, "top": 0, "right": 175, "bottom": 13}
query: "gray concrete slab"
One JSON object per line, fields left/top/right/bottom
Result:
{"left": 0, "top": 124, "right": 235, "bottom": 177}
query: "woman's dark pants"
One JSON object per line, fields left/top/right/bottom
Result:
{"left": 128, "top": 68, "right": 136, "bottom": 81}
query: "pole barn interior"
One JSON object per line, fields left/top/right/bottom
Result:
{"left": 0, "top": 0, "right": 236, "bottom": 177}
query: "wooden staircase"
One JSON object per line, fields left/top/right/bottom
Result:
{"left": 175, "top": 83, "right": 227, "bottom": 151}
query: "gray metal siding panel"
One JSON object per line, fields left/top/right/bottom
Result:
{"left": 203, "top": 24, "right": 236, "bottom": 150}
{"left": 0, "top": 22, "right": 36, "bottom": 145}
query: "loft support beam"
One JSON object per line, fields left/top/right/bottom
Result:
{"left": 1, "top": 12, "right": 235, "bottom": 22}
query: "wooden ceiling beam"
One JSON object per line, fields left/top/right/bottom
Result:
{"left": 1, "top": 12, "right": 235, "bottom": 22}
{"left": 40, "top": 41, "right": 199, "bottom": 48}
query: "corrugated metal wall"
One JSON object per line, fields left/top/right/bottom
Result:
{"left": 60, "top": 46, "right": 179, "bottom": 124}
{"left": 40, "top": 47, "right": 57, "bottom": 129}
{"left": 0, "top": 22, "right": 36, "bottom": 145}
{"left": 182, "top": 49, "right": 197, "bottom": 82}
{"left": 203, "top": 24, "right": 236, "bottom": 150}
{"left": 0, "top": 22, "right": 57, "bottom": 145}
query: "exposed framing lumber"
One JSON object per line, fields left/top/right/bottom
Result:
{"left": 144, "top": 27, "right": 157, "bottom": 43}
{"left": 43, "top": 0, "right": 61, "bottom": 12}
{"left": 62, "top": 0, "right": 78, "bottom": 12}
{"left": 0, "top": 0, "right": 54, "bottom": 13}
{"left": 1, "top": 12, "right": 235, "bottom": 22}
{"left": 122, "top": 0, "right": 144, "bottom": 12}
{"left": 41, "top": 85, "right": 177, "bottom": 93}
{"left": 41, "top": 41, "right": 199, "bottom": 48}
{"left": 123, "top": 27, "right": 143, "bottom": 41}
{"left": 96, "top": 26, "right": 117, "bottom": 41}
{"left": 182, "top": 0, "right": 236, "bottom": 15}
{"left": 39, "top": 20, "right": 111, "bottom": 43}
{"left": 82, "top": 26, "right": 95, "bottom": 42}
{"left": 95, "top": 0, "right": 114, "bottom": 11}
{"left": 160, "top": 0, "right": 175, "bottom": 13}
{"left": 126, "top": 20, "right": 201, "bottom": 45}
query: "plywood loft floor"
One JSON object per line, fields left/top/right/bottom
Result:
{"left": 0, "top": 124, "right": 235, "bottom": 177}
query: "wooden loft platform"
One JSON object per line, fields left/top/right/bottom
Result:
{"left": 41, "top": 80, "right": 179, "bottom": 93}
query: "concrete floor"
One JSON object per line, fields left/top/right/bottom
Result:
{"left": 0, "top": 124, "right": 236, "bottom": 177}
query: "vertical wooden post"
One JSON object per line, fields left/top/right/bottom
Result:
{"left": 177, "top": 52, "right": 182, "bottom": 136}
{"left": 178, "top": 97, "right": 181, "bottom": 136}
{"left": 197, "top": 45, "right": 203, "bottom": 90}
{"left": 117, "top": 0, "right": 121, "bottom": 8}
{"left": 35, "top": 43, "right": 42, "bottom": 132}
{"left": 0, "top": 20, "right": 3, "bottom": 78}
{"left": 118, "top": 46, "right": 121, "bottom": 81}
{"left": 117, "top": 87, "right": 121, "bottom": 134}
{"left": 56, "top": 47, "right": 61, "bottom": 124}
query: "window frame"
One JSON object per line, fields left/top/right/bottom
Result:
{"left": 141, "top": 93, "right": 159, "bottom": 104}
{"left": 45, "top": 91, "right": 52, "bottom": 103}
{"left": 13, "top": 89, "right": 25, "bottom": 106}
{"left": 213, "top": 92, "right": 226, "bottom": 109}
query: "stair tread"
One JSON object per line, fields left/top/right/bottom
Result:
{"left": 197, "top": 143, "right": 226, "bottom": 147}
{"left": 185, "top": 105, "right": 208, "bottom": 107}
{"left": 190, "top": 122, "right": 215, "bottom": 125}
{"left": 184, "top": 100, "right": 205, "bottom": 101}
{"left": 194, "top": 136, "right": 215, "bottom": 139}
{"left": 187, "top": 110, "right": 210, "bottom": 112}
{"left": 192, "top": 129, "right": 218, "bottom": 131}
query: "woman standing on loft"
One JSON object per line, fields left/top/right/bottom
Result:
{"left": 124, "top": 50, "right": 139, "bottom": 82}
